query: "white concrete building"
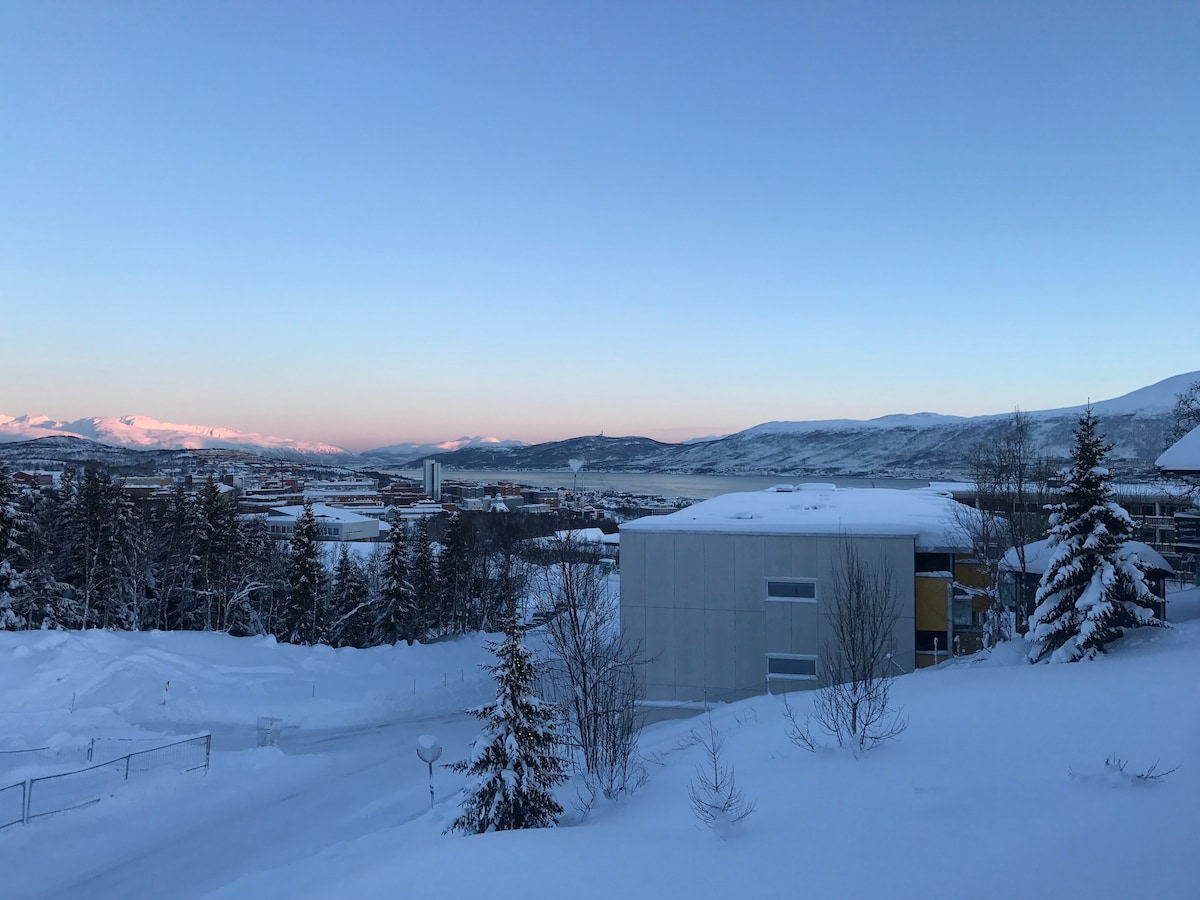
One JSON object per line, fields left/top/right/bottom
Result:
{"left": 619, "top": 484, "right": 976, "bottom": 718}
{"left": 423, "top": 460, "right": 442, "bottom": 501}
{"left": 266, "top": 504, "right": 381, "bottom": 542}
{"left": 392, "top": 499, "right": 446, "bottom": 523}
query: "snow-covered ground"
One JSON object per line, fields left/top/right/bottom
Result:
{"left": 3, "top": 593, "right": 1199, "bottom": 899}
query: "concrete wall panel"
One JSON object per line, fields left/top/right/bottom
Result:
{"left": 703, "top": 609, "right": 735, "bottom": 694}
{"left": 733, "top": 535, "right": 765, "bottom": 612}
{"left": 645, "top": 534, "right": 675, "bottom": 608}
{"left": 643, "top": 605, "right": 675, "bottom": 692}
{"left": 703, "top": 534, "right": 736, "bottom": 610}
{"left": 733, "top": 609, "right": 765, "bottom": 693}
{"left": 674, "top": 535, "right": 705, "bottom": 610}
{"left": 674, "top": 608, "right": 705, "bottom": 695}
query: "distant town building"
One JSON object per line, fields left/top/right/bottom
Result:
{"left": 620, "top": 485, "right": 988, "bottom": 721}
{"left": 303, "top": 478, "right": 381, "bottom": 507}
{"left": 1156, "top": 424, "right": 1200, "bottom": 582}
{"left": 423, "top": 459, "right": 442, "bottom": 502}
{"left": 265, "top": 504, "right": 381, "bottom": 542}
{"left": 392, "top": 499, "right": 448, "bottom": 523}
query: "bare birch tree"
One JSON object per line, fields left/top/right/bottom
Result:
{"left": 785, "top": 542, "right": 906, "bottom": 755}
{"left": 534, "top": 528, "right": 646, "bottom": 800}
{"left": 957, "top": 411, "right": 1055, "bottom": 637}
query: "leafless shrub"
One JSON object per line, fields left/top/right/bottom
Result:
{"left": 784, "top": 543, "right": 907, "bottom": 756}
{"left": 688, "top": 717, "right": 755, "bottom": 834}
{"left": 536, "top": 529, "right": 647, "bottom": 800}
{"left": 1069, "top": 754, "right": 1180, "bottom": 786}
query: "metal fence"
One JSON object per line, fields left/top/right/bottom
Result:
{"left": 87, "top": 736, "right": 168, "bottom": 763}
{"left": 1, "top": 733, "right": 211, "bottom": 829}
{"left": 0, "top": 745, "right": 91, "bottom": 775}
{"left": 0, "top": 780, "right": 26, "bottom": 830}
{"left": 0, "top": 747, "right": 51, "bottom": 763}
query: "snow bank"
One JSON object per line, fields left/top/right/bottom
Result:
{"left": 0, "top": 629, "right": 495, "bottom": 754}
{"left": 1, "top": 609, "right": 1197, "bottom": 899}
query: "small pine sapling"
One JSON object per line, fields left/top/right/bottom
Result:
{"left": 688, "top": 716, "right": 755, "bottom": 836}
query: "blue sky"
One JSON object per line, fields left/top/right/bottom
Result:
{"left": 2, "top": 1, "right": 1197, "bottom": 450}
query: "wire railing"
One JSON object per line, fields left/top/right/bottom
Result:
{"left": 0, "top": 744, "right": 92, "bottom": 776}
{"left": 87, "top": 736, "right": 168, "bottom": 763}
{"left": 1, "top": 733, "right": 211, "bottom": 830}
{"left": 0, "top": 780, "right": 26, "bottom": 830}
{"left": 0, "top": 746, "right": 51, "bottom": 762}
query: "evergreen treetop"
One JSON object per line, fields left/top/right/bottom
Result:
{"left": 377, "top": 520, "right": 419, "bottom": 645}
{"left": 1027, "top": 408, "right": 1165, "bottom": 663}
{"left": 0, "top": 465, "right": 27, "bottom": 630}
{"left": 286, "top": 500, "right": 326, "bottom": 645}
{"left": 448, "top": 616, "right": 566, "bottom": 834}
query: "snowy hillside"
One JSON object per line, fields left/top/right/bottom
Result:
{"left": 360, "top": 436, "right": 529, "bottom": 464}
{"left": 4, "top": 372, "right": 1196, "bottom": 477}
{"left": 0, "top": 415, "right": 354, "bottom": 461}
{"left": 2, "top": 594, "right": 1197, "bottom": 899}
{"left": 1035, "top": 371, "right": 1200, "bottom": 417}
{"left": 421, "top": 371, "right": 1199, "bottom": 478}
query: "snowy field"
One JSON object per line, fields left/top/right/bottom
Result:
{"left": 2, "top": 592, "right": 1199, "bottom": 899}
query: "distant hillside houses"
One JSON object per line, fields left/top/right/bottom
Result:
{"left": 933, "top": 479, "right": 1196, "bottom": 582}
{"left": 1000, "top": 538, "right": 1174, "bottom": 622}
{"left": 1156, "top": 423, "right": 1200, "bottom": 580}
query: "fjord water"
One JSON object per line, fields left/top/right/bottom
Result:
{"left": 393, "top": 469, "right": 931, "bottom": 499}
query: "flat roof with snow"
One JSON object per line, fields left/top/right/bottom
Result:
{"left": 620, "top": 484, "right": 974, "bottom": 551}
{"left": 267, "top": 504, "right": 377, "bottom": 524}
{"left": 551, "top": 528, "right": 619, "bottom": 546}
{"left": 1000, "top": 538, "right": 1173, "bottom": 575}
{"left": 1157, "top": 423, "right": 1200, "bottom": 473}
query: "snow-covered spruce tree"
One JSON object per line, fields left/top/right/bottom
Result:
{"left": 63, "top": 469, "right": 139, "bottom": 630}
{"left": 328, "top": 542, "right": 371, "bottom": 647}
{"left": 448, "top": 616, "right": 567, "bottom": 834}
{"left": 1027, "top": 408, "right": 1165, "bottom": 663}
{"left": 376, "top": 520, "right": 420, "bottom": 645}
{"left": 440, "top": 512, "right": 476, "bottom": 634}
{"left": 285, "top": 500, "right": 327, "bottom": 645}
{"left": 194, "top": 476, "right": 248, "bottom": 632}
{"left": 0, "top": 465, "right": 28, "bottom": 630}
{"left": 15, "top": 483, "right": 73, "bottom": 630}
{"left": 411, "top": 516, "right": 440, "bottom": 638}
{"left": 147, "top": 485, "right": 198, "bottom": 630}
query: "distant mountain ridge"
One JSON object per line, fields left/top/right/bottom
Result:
{"left": 3, "top": 372, "right": 1195, "bottom": 478}
{"left": 360, "top": 436, "right": 529, "bottom": 463}
{"left": 0, "top": 414, "right": 352, "bottom": 461}
{"left": 406, "top": 372, "right": 1199, "bottom": 479}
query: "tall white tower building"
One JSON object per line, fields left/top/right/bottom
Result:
{"left": 422, "top": 459, "right": 442, "bottom": 502}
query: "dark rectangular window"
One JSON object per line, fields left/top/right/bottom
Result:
{"left": 952, "top": 598, "right": 975, "bottom": 626}
{"left": 766, "top": 580, "right": 816, "bottom": 600}
{"left": 915, "top": 553, "right": 954, "bottom": 573}
{"left": 767, "top": 655, "right": 818, "bottom": 678}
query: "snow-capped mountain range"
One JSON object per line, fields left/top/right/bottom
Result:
{"left": 2, "top": 371, "right": 1195, "bottom": 477}
{"left": 0, "top": 415, "right": 352, "bottom": 461}
{"left": 408, "top": 371, "right": 1199, "bottom": 478}
{"left": 360, "top": 437, "right": 530, "bottom": 463}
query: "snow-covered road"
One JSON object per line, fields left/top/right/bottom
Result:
{"left": 5, "top": 710, "right": 480, "bottom": 899}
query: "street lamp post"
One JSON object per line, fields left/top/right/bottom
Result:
{"left": 568, "top": 458, "right": 584, "bottom": 516}
{"left": 416, "top": 734, "right": 443, "bottom": 809}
